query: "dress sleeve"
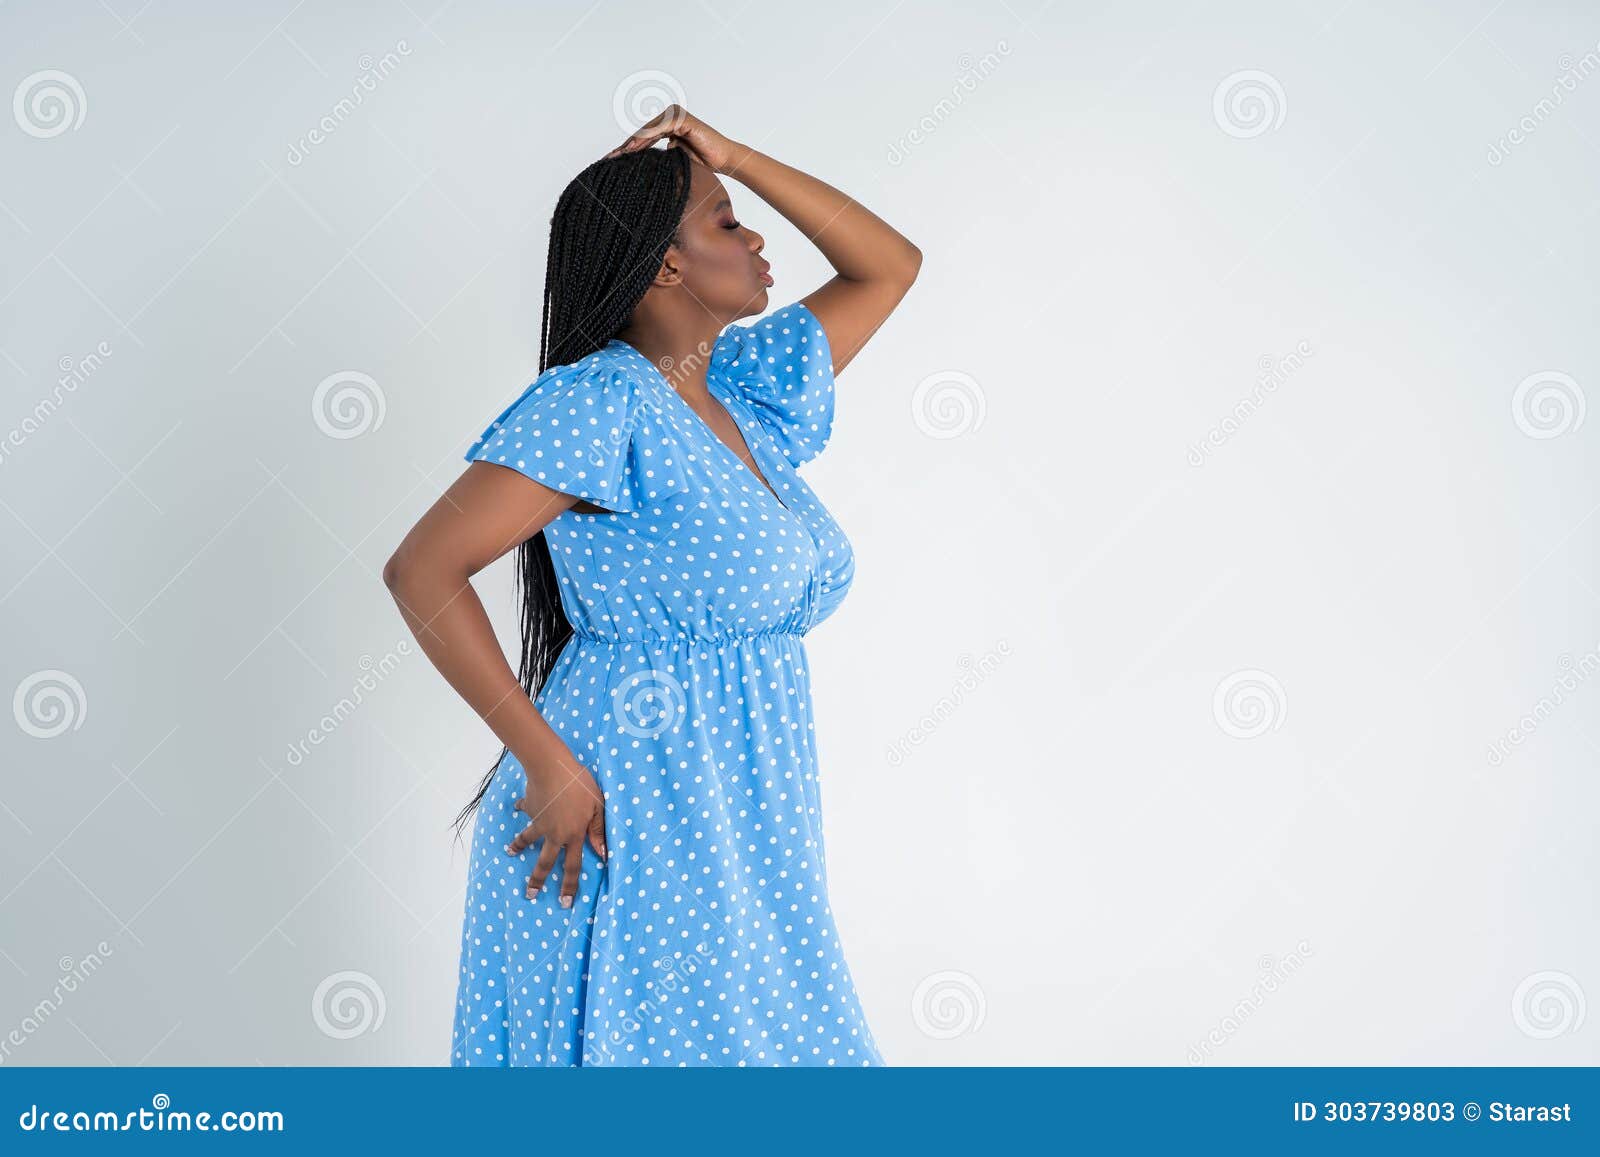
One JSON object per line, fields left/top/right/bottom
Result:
{"left": 711, "top": 299, "right": 836, "bottom": 468}
{"left": 463, "top": 350, "right": 689, "bottom": 513}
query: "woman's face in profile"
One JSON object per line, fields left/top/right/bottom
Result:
{"left": 664, "top": 156, "right": 770, "bottom": 322}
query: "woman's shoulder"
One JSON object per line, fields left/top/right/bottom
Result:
{"left": 711, "top": 299, "right": 829, "bottom": 378}
{"left": 462, "top": 341, "right": 687, "bottom": 512}
{"left": 710, "top": 300, "right": 837, "bottom": 468}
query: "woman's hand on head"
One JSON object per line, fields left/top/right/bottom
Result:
{"left": 603, "top": 104, "right": 743, "bottom": 174}
{"left": 504, "top": 757, "right": 608, "bottom": 909}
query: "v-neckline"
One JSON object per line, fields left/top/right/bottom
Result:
{"left": 608, "top": 337, "right": 795, "bottom": 517}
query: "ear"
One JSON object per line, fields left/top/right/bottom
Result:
{"left": 653, "top": 247, "right": 683, "bottom": 288}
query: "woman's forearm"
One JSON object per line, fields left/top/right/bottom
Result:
{"left": 723, "top": 143, "right": 921, "bottom": 281}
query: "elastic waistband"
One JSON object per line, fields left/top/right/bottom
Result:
{"left": 569, "top": 625, "right": 806, "bottom": 647}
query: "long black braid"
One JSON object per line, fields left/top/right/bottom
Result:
{"left": 451, "top": 144, "right": 694, "bottom": 842}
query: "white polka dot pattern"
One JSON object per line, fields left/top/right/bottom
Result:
{"left": 453, "top": 301, "right": 880, "bottom": 1066}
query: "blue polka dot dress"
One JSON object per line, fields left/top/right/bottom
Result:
{"left": 450, "top": 300, "right": 885, "bottom": 1067}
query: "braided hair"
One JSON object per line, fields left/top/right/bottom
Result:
{"left": 451, "top": 144, "right": 694, "bottom": 841}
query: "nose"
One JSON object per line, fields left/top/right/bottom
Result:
{"left": 746, "top": 228, "right": 765, "bottom": 254}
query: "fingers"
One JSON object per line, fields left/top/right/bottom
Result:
{"left": 604, "top": 106, "right": 692, "bottom": 161}
{"left": 559, "top": 841, "right": 583, "bottom": 909}
{"left": 506, "top": 821, "right": 538, "bottom": 856}
{"left": 587, "top": 807, "right": 608, "bottom": 862}
{"left": 525, "top": 838, "right": 560, "bottom": 901}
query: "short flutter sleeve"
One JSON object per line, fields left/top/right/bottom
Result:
{"left": 711, "top": 299, "right": 836, "bottom": 468}
{"left": 463, "top": 350, "right": 689, "bottom": 513}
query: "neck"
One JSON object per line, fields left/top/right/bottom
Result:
{"left": 614, "top": 309, "right": 724, "bottom": 401}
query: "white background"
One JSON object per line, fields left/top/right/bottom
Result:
{"left": 1, "top": 0, "right": 1596, "bottom": 1066}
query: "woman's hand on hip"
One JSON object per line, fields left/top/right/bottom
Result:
{"left": 504, "top": 758, "right": 607, "bottom": 909}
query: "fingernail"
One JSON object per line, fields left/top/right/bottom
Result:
{"left": 525, "top": 886, "right": 535, "bottom": 899}
{"left": 559, "top": 894, "right": 573, "bottom": 909}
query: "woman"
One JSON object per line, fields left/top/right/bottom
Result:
{"left": 383, "top": 106, "right": 920, "bottom": 1066}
